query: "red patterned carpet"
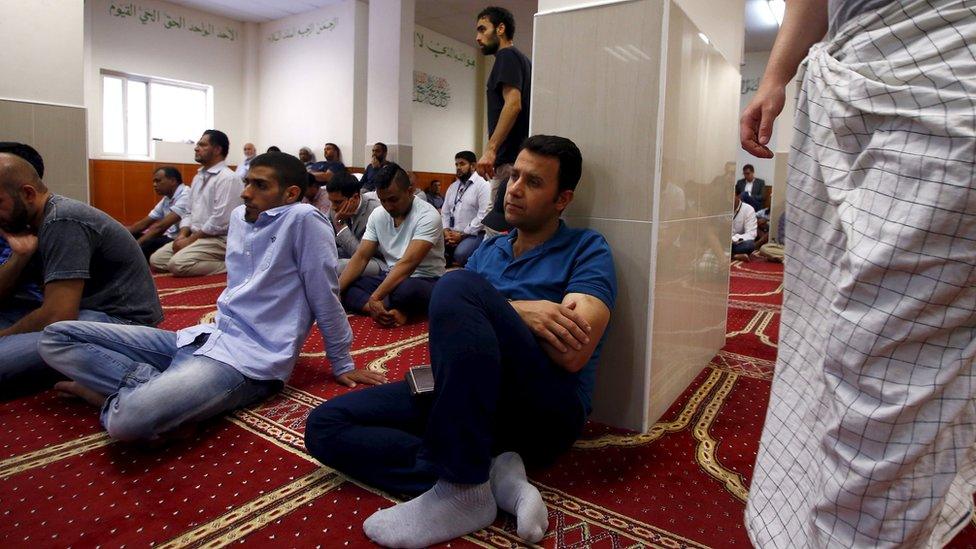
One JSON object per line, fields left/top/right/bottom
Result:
{"left": 1, "top": 261, "right": 974, "bottom": 548}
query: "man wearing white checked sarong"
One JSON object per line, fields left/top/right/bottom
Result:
{"left": 740, "top": 1, "right": 976, "bottom": 547}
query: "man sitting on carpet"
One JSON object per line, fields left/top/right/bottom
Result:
{"left": 338, "top": 163, "right": 445, "bottom": 327}
{"left": 0, "top": 143, "right": 162, "bottom": 387}
{"left": 306, "top": 135, "right": 617, "bottom": 547}
{"left": 39, "top": 152, "right": 384, "bottom": 442}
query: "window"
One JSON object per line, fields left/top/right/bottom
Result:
{"left": 101, "top": 71, "right": 212, "bottom": 157}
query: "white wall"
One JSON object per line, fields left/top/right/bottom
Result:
{"left": 85, "top": 0, "right": 247, "bottom": 165}
{"left": 1, "top": 0, "right": 85, "bottom": 106}
{"left": 538, "top": 0, "right": 744, "bottom": 68}
{"left": 411, "top": 25, "right": 480, "bottom": 173}
{"left": 257, "top": 1, "right": 364, "bottom": 166}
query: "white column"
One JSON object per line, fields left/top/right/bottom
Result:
{"left": 365, "top": 0, "right": 415, "bottom": 169}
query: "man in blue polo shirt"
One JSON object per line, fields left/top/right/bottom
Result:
{"left": 305, "top": 135, "right": 616, "bottom": 548}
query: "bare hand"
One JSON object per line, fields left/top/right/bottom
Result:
{"left": 476, "top": 150, "right": 496, "bottom": 180}
{"left": 335, "top": 198, "right": 357, "bottom": 222}
{"left": 0, "top": 231, "right": 38, "bottom": 257}
{"left": 740, "top": 84, "right": 786, "bottom": 159}
{"left": 172, "top": 237, "right": 190, "bottom": 253}
{"left": 366, "top": 298, "right": 396, "bottom": 327}
{"left": 443, "top": 229, "right": 461, "bottom": 246}
{"left": 337, "top": 369, "right": 387, "bottom": 388}
{"left": 512, "top": 299, "right": 591, "bottom": 353}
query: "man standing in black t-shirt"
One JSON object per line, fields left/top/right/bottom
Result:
{"left": 0, "top": 144, "right": 162, "bottom": 387}
{"left": 475, "top": 6, "right": 531, "bottom": 235}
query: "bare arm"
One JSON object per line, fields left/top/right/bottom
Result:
{"left": 126, "top": 216, "right": 154, "bottom": 235}
{"left": 338, "top": 239, "right": 380, "bottom": 293}
{"left": 369, "top": 239, "right": 433, "bottom": 302}
{"left": 0, "top": 279, "right": 84, "bottom": 336}
{"left": 740, "top": 0, "right": 828, "bottom": 158}
{"left": 477, "top": 85, "right": 522, "bottom": 178}
{"left": 511, "top": 293, "right": 612, "bottom": 373}
{"left": 138, "top": 212, "right": 181, "bottom": 244}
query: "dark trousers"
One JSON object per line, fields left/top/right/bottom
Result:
{"left": 732, "top": 239, "right": 756, "bottom": 255}
{"left": 342, "top": 274, "right": 439, "bottom": 318}
{"left": 131, "top": 231, "right": 173, "bottom": 262}
{"left": 306, "top": 270, "right": 586, "bottom": 495}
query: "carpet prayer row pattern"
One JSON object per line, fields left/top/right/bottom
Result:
{"left": 1, "top": 262, "right": 973, "bottom": 547}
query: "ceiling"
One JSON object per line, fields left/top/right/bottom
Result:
{"left": 165, "top": 0, "right": 774, "bottom": 57}
{"left": 744, "top": 0, "right": 779, "bottom": 53}
{"left": 165, "top": 0, "right": 345, "bottom": 22}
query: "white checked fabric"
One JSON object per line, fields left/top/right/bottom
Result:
{"left": 745, "top": 1, "right": 976, "bottom": 547}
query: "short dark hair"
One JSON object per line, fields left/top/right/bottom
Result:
{"left": 248, "top": 152, "right": 308, "bottom": 196}
{"left": 326, "top": 171, "right": 362, "bottom": 198}
{"left": 521, "top": 135, "right": 583, "bottom": 192}
{"left": 156, "top": 166, "right": 183, "bottom": 184}
{"left": 202, "top": 130, "right": 230, "bottom": 158}
{"left": 743, "top": 164, "right": 755, "bottom": 172}
{"left": 266, "top": 145, "right": 281, "bottom": 153}
{"left": 374, "top": 142, "right": 388, "bottom": 153}
{"left": 478, "top": 6, "right": 515, "bottom": 39}
{"left": 0, "top": 142, "right": 44, "bottom": 178}
{"left": 373, "top": 162, "right": 411, "bottom": 192}
{"left": 455, "top": 150, "right": 477, "bottom": 163}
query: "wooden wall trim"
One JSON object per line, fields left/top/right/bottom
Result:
{"left": 88, "top": 159, "right": 460, "bottom": 225}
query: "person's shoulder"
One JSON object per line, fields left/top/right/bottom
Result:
{"left": 43, "top": 195, "right": 101, "bottom": 224}
{"left": 563, "top": 226, "right": 613, "bottom": 254}
{"left": 741, "top": 202, "right": 757, "bottom": 215}
{"left": 415, "top": 197, "right": 441, "bottom": 219}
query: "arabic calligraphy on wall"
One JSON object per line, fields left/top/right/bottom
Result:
{"left": 267, "top": 17, "right": 338, "bottom": 43}
{"left": 108, "top": 2, "right": 239, "bottom": 42}
{"left": 414, "top": 72, "right": 451, "bottom": 108}
{"left": 415, "top": 32, "right": 476, "bottom": 69}
{"left": 741, "top": 77, "right": 760, "bottom": 95}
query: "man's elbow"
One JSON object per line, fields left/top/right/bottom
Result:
{"left": 554, "top": 352, "right": 588, "bottom": 373}
{"left": 41, "top": 304, "right": 80, "bottom": 325}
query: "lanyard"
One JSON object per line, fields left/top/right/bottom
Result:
{"left": 450, "top": 180, "right": 471, "bottom": 229}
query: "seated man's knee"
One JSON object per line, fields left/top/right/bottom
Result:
{"left": 430, "top": 270, "right": 490, "bottom": 314}
{"left": 168, "top": 254, "right": 203, "bottom": 277}
{"left": 305, "top": 402, "right": 352, "bottom": 466}
{"left": 103, "top": 405, "right": 157, "bottom": 442}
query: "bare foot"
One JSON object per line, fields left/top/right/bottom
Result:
{"left": 54, "top": 381, "right": 107, "bottom": 408}
{"left": 389, "top": 308, "right": 408, "bottom": 327}
{"left": 733, "top": 253, "right": 751, "bottom": 262}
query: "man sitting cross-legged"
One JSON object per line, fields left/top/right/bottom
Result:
{"left": 39, "top": 152, "right": 384, "bottom": 442}
{"left": 339, "top": 163, "right": 445, "bottom": 327}
{"left": 0, "top": 143, "right": 162, "bottom": 388}
{"left": 305, "top": 135, "right": 617, "bottom": 547}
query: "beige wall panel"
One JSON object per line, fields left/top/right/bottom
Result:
{"left": 533, "top": 0, "right": 664, "bottom": 223}
{"left": 771, "top": 152, "right": 789, "bottom": 240}
{"left": 565, "top": 216, "right": 652, "bottom": 431}
{"left": 659, "top": 4, "right": 740, "bottom": 222}
{"left": 649, "top": 213, "right": 729, "bottom": 421}
{"left": 0, "top": 100, "right": 35, "bottom": 143}
{"left": 673, "top": 0, "right": 745, "bottom": 68}
{"left": 32, "top": 104, "right": 89, "bottom": 203}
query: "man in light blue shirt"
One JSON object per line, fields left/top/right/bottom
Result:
{"left": 339, "top": 163, "right": 445, "bottom": 327}
{"left": 38, "top": 152, "right": 384, "bottom": 442}
{"left": 125, "top": 167, "right": 190, "bottom": 260}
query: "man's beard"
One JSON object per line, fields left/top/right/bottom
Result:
{"left": 480, "top": 37, "right": 499, "bottom": 55}
{"left": 457, "top": 169, "right": 472, "bottom": 181}
{"left": 0, "top": 197, "right": 31, "bottom": 233}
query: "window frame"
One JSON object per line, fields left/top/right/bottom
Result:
{"left": 99, "top": 69, "right": 213, "bottom": 158}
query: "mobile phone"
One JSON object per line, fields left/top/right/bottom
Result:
{"left": 406, "top": 365, "right": 435, "bottom": 396}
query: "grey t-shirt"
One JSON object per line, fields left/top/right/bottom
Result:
{"left": 828, "top": 0, "right": 895, "bottom": 35}
{"left": 27, "top": 195, "right": 163, "bottom": 325}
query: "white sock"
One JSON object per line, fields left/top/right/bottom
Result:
{"left": 363, "top": 479, "right": 496, "bottom": 548}
{"left": 490, "top": 452, "right": 548, "bottom": 542}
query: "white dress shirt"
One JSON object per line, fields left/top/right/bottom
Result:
{"left": 732, "top": 201, "right": 758, "bottom": 242}
{"left": 441, "top": 173, "right": 491, "bottom": 235}
{"left": 180, "top": 161, "right": 244, "bottom": 236}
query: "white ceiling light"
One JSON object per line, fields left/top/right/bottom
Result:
{"left": 698, "top": 32, "right": 710, "bottom": 45}
{"left": 767, "top": 0, "right": 785, "bottom": 25}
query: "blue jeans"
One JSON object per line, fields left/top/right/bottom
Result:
{"left": 38, "top": 321, "right": 280, "bottom": 441}
{"left": 0, "top": 302, "right": 126, "bottom": 385}
{"left": 732, "top": 239, "right": 756, "bottom": 255}
{"left": 307, "top": 270, "right": 586, "bottom": 494}
{"left": 447, "top": 234, "right": 483, "bottom": 267}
